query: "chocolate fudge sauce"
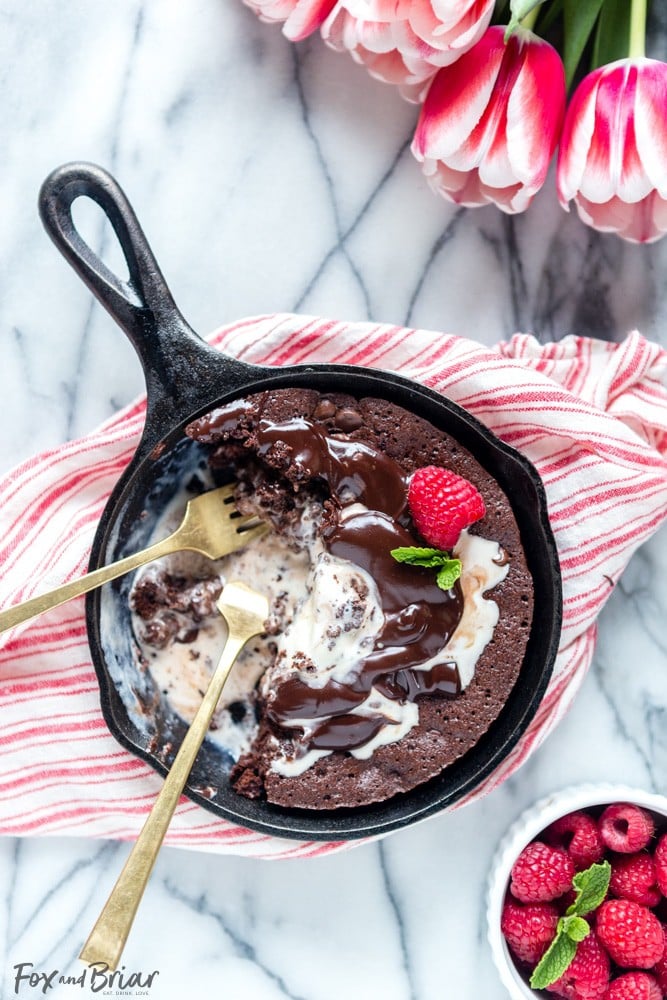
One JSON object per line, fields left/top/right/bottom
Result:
{"left": 188, "top": 398, "right": 466, "bottom": 756}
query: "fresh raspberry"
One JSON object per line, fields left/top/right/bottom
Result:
{"left": 654, "top": 957, "right": 667, "bottom": 997}
{"left": 510, "top": 841, "right": 575, "bottom": 903}
{"left": 596, "top": 899, "right": 664, "bottom": 969}
{"left": 500, "top": 898, "right": 560, "bottom": 966}
{"left": 407, "top": 466, "right": 485, "bottom": 550}
{"left": 599, "top": 804, "right": 655, "bottom": 854}
{"left": 546, "top": 811, "right": 605, "bottom": 870}
{"left": 603, "top": 972, "right": 662, "bottom": 1000}
{"left": 547, "top": 931, "right": 610, "bottom": 1000}
{"left": 653, "top": 832, "right": 667, "bottom": 895}
{"left": 610, "top": 854, "right": 661, "bottom": 907}
{"left": 652, "top": 927, "right": 667, "bottom": 994}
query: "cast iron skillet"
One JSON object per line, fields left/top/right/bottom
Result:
{"left": 38, "top": 162, "right": 562, "bottom": 841}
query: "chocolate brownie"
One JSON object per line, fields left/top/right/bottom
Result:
{"left": 172, "top": 388, "right": 534, "bottom": 810}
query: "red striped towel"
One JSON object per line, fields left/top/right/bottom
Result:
{"left": 0, "top": 315, "right": 665, "bottom": 859}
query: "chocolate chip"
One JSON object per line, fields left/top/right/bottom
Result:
{"left": 334, "top": 407, "right": 363, "bottom": 431}
{"left": 313, "top": 399, "right": 337, "bottom": 420}
{"left": 228, "top": 701, "right": 247, "bottom": 724}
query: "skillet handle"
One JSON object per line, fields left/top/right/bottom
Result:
{"left": 38, "top": 162, "right": 253, "bottom": 441}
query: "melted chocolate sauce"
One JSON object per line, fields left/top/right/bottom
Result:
{"left": 188, "top": 397, "right": 466, "bottom": 756}
{"left": 254, "top": 416, "right": 408, "bottom": 519}
{"left": 308, "top": 714, "right": 388, "bottom": 751}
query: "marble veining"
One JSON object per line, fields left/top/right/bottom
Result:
{"left": 0, "top": 1, "right": 666, "bottom": 998}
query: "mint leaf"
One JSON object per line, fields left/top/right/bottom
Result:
{"left": 530, "top": 930, "right": 577, "bottom": 990}
{"left": 436, "top": 561, "right": 462, "bottom": 590}
{"left": 391, "top": 547, "right": 452, "bottom": 568}
{"left": 529, "top": 860, "right": 608, "bottom": 990}
{"left": 390, "top": 546, "right": 462, "bottom": 592}
{"left": 560, "top": 915, "right": 590, "bottom": 943}
{"left": 567, "top": 861, "right": 611, "bottom": 917}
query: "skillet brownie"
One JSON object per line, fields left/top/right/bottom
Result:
{"left": 131, "top": 389, "right": 533, "bottom": 809}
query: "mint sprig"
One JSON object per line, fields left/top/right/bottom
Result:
{"left": 530, "top": 932, "right": 578, "bottom": 991}
{"left": 567, "top": 861, "right": 611, "bottom": 916}
{"left": 529, "top": 860, "right": 611, "bottom": 990}
{"left": 390, "top": 546, "right": 462, "bottom": 591}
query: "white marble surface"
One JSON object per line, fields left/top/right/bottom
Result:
{"left": 1, "top": 2, "right": 666, "bottom": 998}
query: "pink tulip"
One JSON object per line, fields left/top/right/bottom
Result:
{"left": 322, "top": 0, "right": 495, "bottom": 102}
{"left": 243, "top": 0, "right": 337, "bottom": 41}
{"left": 412, "top": 26, "right": 566, "bottom": 212}
{"left": 557, "top": 59, "right": 667, "bottom": 244}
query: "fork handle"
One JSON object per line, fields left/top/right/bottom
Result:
{"left": 79, "top": 629, "right": 249, "bottom": 971}
{"left": 0, "top": 533, "right": 180, "bottom": 634}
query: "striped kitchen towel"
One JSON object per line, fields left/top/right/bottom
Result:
{"left": 0, "top": 315, "right": 665, "bottom": 859}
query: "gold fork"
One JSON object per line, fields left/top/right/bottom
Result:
{"left": 0, "top": 484, "right": 267, "bottom": 633}
{"left": 79, "top": 580, "right": 270, "bottom": 971}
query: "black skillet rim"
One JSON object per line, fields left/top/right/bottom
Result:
{"left": 37, "top": 161, "right": 562, "bottom": 842}
{"left": 86, "top": 362, "right": 562, "bottom": 841}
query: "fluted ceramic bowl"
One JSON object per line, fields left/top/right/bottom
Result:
{"left": 486, "top": 784, "right": 667, "bottom": 1000}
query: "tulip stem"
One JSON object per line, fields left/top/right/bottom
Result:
{"left": 629, "top": 0, "right": 647, "bottom": 59}
{"left": 519, "top": 6, "right": 540, "bottom": 32}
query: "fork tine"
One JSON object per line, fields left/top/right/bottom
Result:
{"left": 215, "top": 483, "right": 237, "bottom": 502}
{"left": 233, "top": 522, "right": 269, "bottom": 545}
{"left": 234, "top": 515, "right": 264, "bottom": 530}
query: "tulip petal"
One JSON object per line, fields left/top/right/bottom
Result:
{"left": 244, "top": 0, "right": 296, "bottom": 23}
{"left": 578, "top": 63, "right": 633, "bottom": 204}
{"left": 283, "top": 0, "right": 337, "bottom": 39}
{"left": 423, "top": 159, "right": 488, "bottom": 205}
{"left": 570, "top": 62, "right": 653, "bottom": 205}
{"left": 616, "top": 97, "right": 654, "bottom": 204}
{"left": 506, "top": 35, "right": 565, "bottom": 188}
{"left": 634, "top": 59, "right": 667, "bottom": 198}
{"left": 454, "top": 34, "right": 523, "bottom": 183}
{"left": 409, "top": 0, "right": 493, "bottom": 54}
{"left": 412, "top": 27, "right": 504, "bottom": 161}
{"left": 322, "top": 0, "right": 495, "bottom": 95}
{"left": 650, "top": 189, "right": 667, "bottom": 235}
{"left": 349, "top": 17, "right": 403, "bottom": 54}
{"left": 557, "top": 69, "right": 601, "bottom": 205}
{"left": 575, "top": 190, "right": 667, "bottom": 243}
{"left": 322, "top": 5, "right": 438, "bottom": 92}
{"left": 422, "top": 158, "right": 526, "bottom": 213}
{"left": 340, "top": 0, "right": 404, "bottom": 20}
{"left": 414, "top": 26, "right": 562, "bottom": 213}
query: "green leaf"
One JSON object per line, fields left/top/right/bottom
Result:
{"left": 563, "top": 0, "right": 605, "bottom": 87}
{"left": 537, "top": 0, "right": 563, "bottom": 34}
{"left": 567, "top": 860, "right": 611, "bottom": 917}
{"left": 390, "top": 547, "right": 451, "bottom": 568}
{"left": 530, "top": 930, "right": 578, "bottom": 990}
{"left": 390, "top": 546, "right": 461, "bottom": 591}
{"left": 592, "top": 0, "right": 632, "bottom": 70}
{"left": 492, "top": 0, "right": 511, "bottom": 26}
{"left": 529, "top": 858, "right": 610, "bottom": 990}
{"left": 560, "top": 914, "right": 590, "bottom": 942}
{"left": 436, "top": 560, "right": 463, "bottom": 591}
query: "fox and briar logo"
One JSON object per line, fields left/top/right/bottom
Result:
{"left": 12, "top": 963, "right": 159, "bottom": 995}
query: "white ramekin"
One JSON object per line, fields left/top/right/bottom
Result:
{"left": 486, "top": 784, "right": 667, "bottom": 1000}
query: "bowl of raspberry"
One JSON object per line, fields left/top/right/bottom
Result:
{"left": 487, "top": 785, "right": 667, "bottom": 1000}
